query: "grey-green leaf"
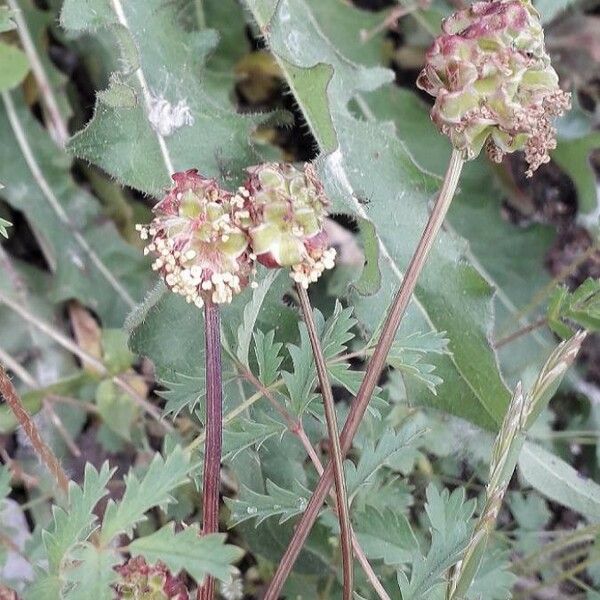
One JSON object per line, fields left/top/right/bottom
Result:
{"left": 519, "top": 441, "right": 600, "bottom": 520}
{"left": 61, "top": 0, "right": 266, "bottom": 194}
{"left": 100, "top": 447, "right": 191, "bottom": 543}
{"left": 129, "top": 524, "right": 244, "bottom": 585}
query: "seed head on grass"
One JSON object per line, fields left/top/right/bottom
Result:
{"left": 417, "top": 0, "right": 570, "bottom": 176}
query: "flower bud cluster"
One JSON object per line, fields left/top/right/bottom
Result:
{"left": 243, "top": 163, "right": 336, "bottom": 289}
{"left": 139, "top": 164, "right": 336, "bottom": 305}
{"left": 417, "top": 0, "right": 570, "bottom": 176}
{"left": 115, "top": 557, "right": 189, "bottom": 599}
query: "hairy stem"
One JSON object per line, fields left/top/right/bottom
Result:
{"left": 0, "top": 365, "right": 70, "bottom": 495}
{"left": 296, "top": 284, "right": 354, "bottom": 600}
{"left": 264, "top": 150, "right": 464, "bottom": 599}
{"left": 197, "top": 301, "right": 223, "bottom": 600}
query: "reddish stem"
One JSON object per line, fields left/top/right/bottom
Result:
{"left": 0, "top": 364, "right": 70, "bottom": 495}
{"left": 197, "top": 301, "right": 223, "bottom": 600}
{"left": 296, "top": 284, "right": 353, "bottom": 600}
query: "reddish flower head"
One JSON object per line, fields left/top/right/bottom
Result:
{"left": 417, "top": 0, "right": 570, "bottom": 176}
{"left": 137, "top": 170, "right": 254, "bottom": 307}
{"left": 115, "top": 557, "right": 189, "bottom": 599}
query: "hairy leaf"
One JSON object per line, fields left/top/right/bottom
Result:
{"left": 61, "top": 0, "right": 266, "bottom": 194}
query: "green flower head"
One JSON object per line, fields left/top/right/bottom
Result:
{"left": 243, "top": 163, "right": 336, "bottom": 288}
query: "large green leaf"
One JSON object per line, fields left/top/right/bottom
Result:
{"left": 242, "top": 0, "right": 511, "bottom": 430}
{"left": 61, "top": 0, "right": 267, "bottom": 194}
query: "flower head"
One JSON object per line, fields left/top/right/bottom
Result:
{"left": 138, "top": 170, "right": 253, "bottom": 308}
{"left": 243, "top": 163, "right": 336, "bottom": 288}
{"left": 417, "top": 0, "right": 570, "bottom": 176}
{"left": 115, "top": 557, "right": 189, "bottom": 599}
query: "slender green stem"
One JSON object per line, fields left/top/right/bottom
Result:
{"left": 263, "top": 150, "right": 464, "bottom": 600}
{"left": 197, "top": 301, "right": 223, "bottom": 600}
{"left": 7, "top": 0, "right": 69, "bottom": 147}
{"left": 0, "top": 365, "right": 70, "bottom": 495}
{"left": 494, "top": 317, "right": 547, "bottom": 349}
{"left": 296, "top": 284, "right": 354, "bottom": 600}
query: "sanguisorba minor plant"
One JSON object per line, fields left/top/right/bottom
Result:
{"left": 134, "top": 1, "right": 571, "bottom": 598}
{"left": 0, "top": 0, "right": 592, "bottom": 598}
{"left": 261, "top": 1, "right": 572, "bottom": 598}
{"left": 139, "top": 170, "right": 255, "bottom": 600}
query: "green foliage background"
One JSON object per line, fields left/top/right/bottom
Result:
{"left": 0, "top": 0, "right": 598, "bottom": 598}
